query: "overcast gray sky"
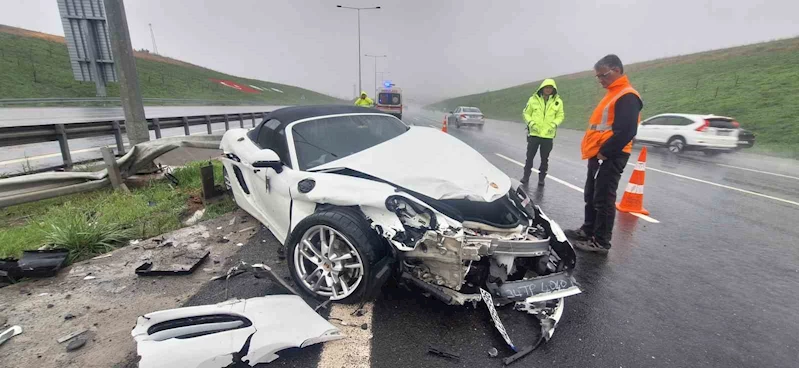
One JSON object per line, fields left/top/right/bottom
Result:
{"left": 1, "top": 0, "right": 798, "bottom": 102}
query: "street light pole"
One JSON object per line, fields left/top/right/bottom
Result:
{"left": 337, "top": 5, "right": 380, "bottom": 96}
{"left": 365, "top": 54, "right": 387, "bottom": 97}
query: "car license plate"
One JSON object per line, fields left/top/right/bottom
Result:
{"left": 717, "top": 130, "right": 730, "bottom": 136}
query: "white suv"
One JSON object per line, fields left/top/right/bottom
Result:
{"left": 636, "top": 114, "right": 740, "bottom": 155}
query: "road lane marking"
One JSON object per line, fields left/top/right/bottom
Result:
{"left": 318, "top": 303, "right": 373, "bottom": 368}
{"left": 631, "top": 163, "right": 799, "bottom": 207}
{"left": 715, "top": 163, "right": 799, "bottom": 181}
{"left": 495, "top": 153, "right": 661, "bottom": 224}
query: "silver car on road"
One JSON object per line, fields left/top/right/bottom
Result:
{"left": 448, "top": 106, "right": 485, "bottom": 129}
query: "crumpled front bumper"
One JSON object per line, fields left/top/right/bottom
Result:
{"left": 488, "top": 271, "right": 581, "bottom": 304}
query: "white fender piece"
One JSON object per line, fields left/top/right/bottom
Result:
{"left": 132, "top": 295, "right": 343, "bottom": 367}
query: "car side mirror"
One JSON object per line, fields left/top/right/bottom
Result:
{"left": 252, "top": 160, "right": 283, "bottom": 173}
{"left": 251, "top": 149, "right": 283, "bottom": 173}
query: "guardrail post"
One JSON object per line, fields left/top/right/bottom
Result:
{"left": 223, "top": 114, "right": 230, "bottom": 131}
{"left": 205, "top": 115, "right": 212, "bottom": 134}
{"left": 112, "top": 120, "right": 125, "bottom": 154}
{"left": 251, "top": 113, "right": 256, "bottom": 127}
{"left": 100, "top": 146, "right": 130, "bottom": 193}
{"left": 182, "top": 116, "right": 190, "bottom": 136}
{"left": 153, "top": 118, "right": 162, "bottom": 139}
{"left": 238, "top": 113, "right": 244, "bottom": 128}
{"left": 54, "top": 124, "right": 73, "bottom": 169}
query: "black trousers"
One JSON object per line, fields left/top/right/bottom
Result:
{"left": 580, "top": 155, "right": 629, "bottom": 248}
{"left": 523, "top": 136, "right": 553, "bottom": 179}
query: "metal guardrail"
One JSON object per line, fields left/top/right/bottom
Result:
{"left": 0, "top": 97, "right": 268, "bottom": 107}
{"left": 0, "top": 111, "right": 267, "bottom": 171}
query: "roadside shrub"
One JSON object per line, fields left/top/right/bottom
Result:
{"left": 40, "top": 205, "right": 132, "bottom": 262}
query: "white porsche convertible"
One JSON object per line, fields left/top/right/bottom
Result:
{"left": 220, "top": 105, "right": 580, "bottom": 338}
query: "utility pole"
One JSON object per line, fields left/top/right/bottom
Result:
{"left": 105, "top": 0, "right": 149, "bottom": 146}
{"left": 148, "top": 23, "right": 159, "bottom": 55}
{"left": 336, "top": 5, "right": 381, "bottom": 94}
{"left": 364, "top": 54, "right": 386, "bottom": 98}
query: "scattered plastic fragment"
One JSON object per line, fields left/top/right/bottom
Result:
{"left": 57, "top": 329, "right": 88, "bottom": 343}
{"left": 428, "top": 347, "right": 460, "bottom": 361}
{"left": 0, "top": 326, "right": 22, "bottom": 346}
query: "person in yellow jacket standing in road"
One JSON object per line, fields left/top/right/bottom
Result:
{"left": 354, "top": 91, "right": 374, "bottom": 107}
{"left": 521, "top": 78, "right": 564, "bottom": 186}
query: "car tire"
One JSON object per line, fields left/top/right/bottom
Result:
{"left": 667, "top": 136, "right": 686, "bottom": 153}
{"left": 286, "top": 209, "right": 385, "bottom": 304}
{"left": 456, "top": 121, "right": 461, "bottom": 129}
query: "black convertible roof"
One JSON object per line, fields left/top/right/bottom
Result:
{"left": 261, "top": 105, "right": 385, "bottom": 126}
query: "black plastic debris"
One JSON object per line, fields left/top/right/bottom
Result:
{"left": 428, "top": 348, "right": 460, "bottom": 361}
{"left": 135, "top": 251, "right": 209, "bottom": 276}
{"left": 0, "top": 249, "right": 69, "bottom": 283}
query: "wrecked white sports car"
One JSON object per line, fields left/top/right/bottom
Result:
{"left": 220, "top": 105, "right": 580, "bottom": 338}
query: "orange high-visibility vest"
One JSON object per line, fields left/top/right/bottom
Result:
{"left": 581, "top": 75, "right": 641, "bottom": 159}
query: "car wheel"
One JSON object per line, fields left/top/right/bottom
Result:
{"left": 667, "top": 137, "right": 686, "bottom": 153}
{"left": 287, "top": 209, "right": 385, "bottom": 304}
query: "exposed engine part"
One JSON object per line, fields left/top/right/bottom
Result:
{"left": 404, "top": 231, "right": 470, "bottom": 290}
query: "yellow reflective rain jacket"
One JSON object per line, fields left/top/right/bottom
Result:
{"left": 522, "top": 79, "right": 565, "bottom": 138}
{"left": 354, "top": 91, "right": 374, "bottom": 107}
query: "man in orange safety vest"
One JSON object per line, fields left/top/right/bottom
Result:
{"left": 564, "top": 54, "right": 643, "bottom": 253}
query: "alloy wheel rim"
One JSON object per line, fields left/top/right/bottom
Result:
{"left": 294, "top": 225, "right": 364, "bottom": 300}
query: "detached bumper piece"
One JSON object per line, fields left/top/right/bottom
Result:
{"left": 132, "top": 295, "right": 343, "bottom": 367}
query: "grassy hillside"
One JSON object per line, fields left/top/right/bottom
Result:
{"left": 0, "top": 25, "right": 341, "bottom": 105}
{"left": 428, "top": 37, "right": 799, "bottom": 157}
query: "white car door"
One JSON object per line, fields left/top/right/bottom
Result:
{"left": 236, "top": 119, "right": 297, "bottom": 243}
{"left": 244, "top": 163, "right": 295, "bottom": 243}
{"left": 638, "top": 116, "right": 668, "bottom": 143}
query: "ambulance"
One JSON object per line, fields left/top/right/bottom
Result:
{"left": 376, "top": 87, "right": 403, "bottom": 119}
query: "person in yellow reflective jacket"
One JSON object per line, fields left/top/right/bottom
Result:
{"left": 354, "top": 91, "right": 374, "bottom": 107}
{"left": 521, "top": 78, "right": 565, "bottom": 186}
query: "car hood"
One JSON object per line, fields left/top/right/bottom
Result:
{"left": 314, "top": 126, "right": 510, "bottom": 202}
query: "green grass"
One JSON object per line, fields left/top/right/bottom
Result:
{"left": 0, "top": 27, "right": 342, "bottom": 105}
{"left": 428, "top": 37, "right": 799, "bottom": 158}
{"left": 0, "top": 160, "right": 235, "bottom": 261}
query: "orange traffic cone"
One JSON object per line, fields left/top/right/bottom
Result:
{"left": 616, "top": 147, "right": 650, "bottom": 215}
{"left": 441, "top": 115, "right": 448, "bottom": 133}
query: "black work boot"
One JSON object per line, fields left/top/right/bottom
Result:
{"left": 520, "top": 172, "right": 531, "bottom": 185}
{"left": 538, "top": 173, "right": 546, "bottom": 186}
{"left": 564, "top": 228, "right": 590, "bottom": 242}
{"left": 573, "top": 237, "right": 610, "bottom": 253}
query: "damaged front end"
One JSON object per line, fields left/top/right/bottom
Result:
{"left": 382, "top": 183, "right": 580, "bottom": 341}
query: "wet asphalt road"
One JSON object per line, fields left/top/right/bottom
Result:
{"left": 181, "top": 109, "right": 798, "bottom": 368}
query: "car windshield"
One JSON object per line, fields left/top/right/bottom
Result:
{"left": 292, "top": 114, "right": 408, "bottom": 170}
{"left": 463, "top": 107, "right": 481, "bottom": 113}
